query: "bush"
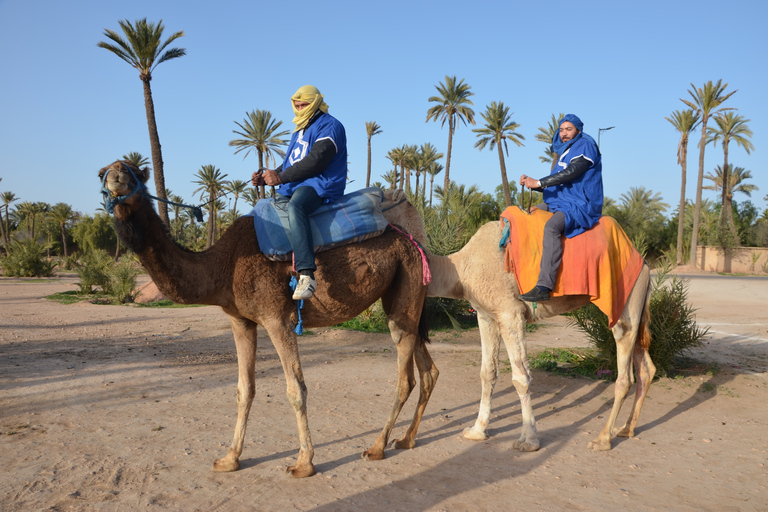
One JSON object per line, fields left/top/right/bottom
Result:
{"left": 335, "top": 299, "right": 389, "bottom": 333}
{"left": 566, "top": 264, "right": 708, "bottom": 377}
{"left": 109, "top": 259, "right": 140, "bottom": 303}
{"left": 0, "top": 238, "right": 55, "bottom": 277}
{"left": 425, "top": 297, "right": 477, "bottom": 330}
{"left": 74, "top": 250, "right": 113, "bottom": 294}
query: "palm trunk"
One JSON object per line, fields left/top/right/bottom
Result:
{"left": 497, "top": 143, "right": 512, "bottom": 207}
{"left": 142, "top": 78, "right": 171, "bottom": 228}
{"left": 688, "top": 120, "right": 708, "bottom": 267}
{"left": 366, "top": 138, "right": 372, "bottom": 187}
{"left": 60, "top": 223, "right": 68, "bottom": 259}
{"left": 721, "top": 151, "right": 739, "bottom": 242}
{"left": 443, "top": 118, "right": 454, "bottom": 194}
{"left": 429, "top": 178, "right": 434, "bottom": 207}
{"left": 675, "top": 141, "right": 688, "bottom": 266}
{"left": 0, "top": 210, "right": 5, "bottom": 254}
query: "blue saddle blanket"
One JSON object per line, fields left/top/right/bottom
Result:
{"left": 245, "top": 187, "right": 390, "bottom": 261}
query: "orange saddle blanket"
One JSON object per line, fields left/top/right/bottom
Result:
{"left": 500, "top": 207, "right": 645, "bottom": 327}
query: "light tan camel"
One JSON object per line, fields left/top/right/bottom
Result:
{"left": 98, "top": 161, "right": 439, "bottom": 477}
{"left": 381, "top": 190, "right": 655, "bottom": 451}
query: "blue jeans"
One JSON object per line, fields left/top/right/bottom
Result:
{"left": 278, "top": 186, "right": 323, "bottom": 273}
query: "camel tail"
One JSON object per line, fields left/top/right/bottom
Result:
{"left": 637, "top": 278, "right": 652, "bottom": 351}
{"left": 418, "top": 299, "right": 431, "bottom": 344}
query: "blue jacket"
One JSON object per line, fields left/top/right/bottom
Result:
{"left": 277, "top": 113, "right": 348, "bottom": 202}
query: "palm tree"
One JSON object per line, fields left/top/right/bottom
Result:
{"left": 229, "top": 109, "right": 290, "bottom": 198}
{"left": 535, "top": 113, "right": 564, "bottom": 169}
{"left": 48, "top": 202, "right": 77, "bottom": 258}
{"left": 414, "top": 143, "right": 443, "bottom": 201}
{"left": 1, "top": 191, "right": 18, "bottom": 245}
{"left": 224, "top": 179, "right": 248, "bottom": 217}
{"left": 704, "top": 164, "right": 758, "bottom": 201}
{"left": 665, "top": 108, "right": 700, "bottom": 265}
{"left": 426, "top": 75, "right": 475, "bottom": 194}
{"left": 98, "top": 18, "right": 186, "bottom": 228}
{"left": 192, "top": 165, "right": 228, "bottom": 249}
{"left": 122, "top": 152, "right": 150, "bottom": 167}
{"left": 706, "top": 112, "right": 753, "bottom": 237}
{"left": 387, "top": 146, "right": 408, "bottom": 190}
{"left": 243, "top": 187, "right": 260, "bottom": 207}
{"left": 0, "top": 179, "right": 5, "bottom": 251}
{"left": 473, "top": 101, "right": 525, "bottom": 207}
{"left": 425, "top": 162, "right": 444, "bottom": 207}
{"left": 166, "top": 190, "right": 185, "bottom": 240}
{"left": 680, "top": 79, "right": 737, "bottom": 265}
{"left": 365, "top": 121, "right": 383, "bottom": 187}
{"left": 399, "top": 144, "right": 418, "bottom": 193}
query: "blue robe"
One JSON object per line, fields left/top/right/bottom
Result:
{"left": 544, "top": 126, "right": 603, "bottom": 238}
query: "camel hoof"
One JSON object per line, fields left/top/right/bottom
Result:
{"left": 616, "top": 426, "right": 635, "bottom": 438}
{"left": 587, "top": 438, "right": 612, "bottom": 451}
{"left": 513, "top": 438, "right": 540, "bottom": 452}
{"left": 394, "top": 437, "right": 416, "bottom": 450}
{"left": 287, "top": 463, "right": 316, "bottom": 478}
{"left": 361, "top": 448, "right": 385, "bottom": 461}
{"left": 462, "top": 427, "right": 489, "bottom": 441}
{"left": 213, "top": 457, "right": 240, "bottom": 472}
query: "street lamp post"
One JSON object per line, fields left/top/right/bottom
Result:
{"left": 598, "top": 126, "right": 615, "bottom": 148}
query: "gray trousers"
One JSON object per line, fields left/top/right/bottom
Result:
{"left": 535, "top": 207, "right": 566, "bottom": 290}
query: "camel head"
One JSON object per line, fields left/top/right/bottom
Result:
{"left": 381, "top": 189, "right": 428, "bottom": 247}
{"left": 99, "top": 160, "right": 150, "bottom": 220}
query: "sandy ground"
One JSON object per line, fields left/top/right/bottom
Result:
{"left": 1, "top": 272, "right": 767, "bottom": 511}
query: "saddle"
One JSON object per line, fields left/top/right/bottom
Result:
{"left": 500, "top": 207, "right": 645, "bottom": 327}
{"left": 246, "top": 187, "right": 389, "bottom": 262}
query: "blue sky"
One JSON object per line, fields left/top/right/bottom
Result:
{"left": 1, "top": 0, "right": 766, "bottom": 218}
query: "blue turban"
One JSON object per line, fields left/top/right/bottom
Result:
{"left": 552, "top": 114, "right": 597, "bottom": 155}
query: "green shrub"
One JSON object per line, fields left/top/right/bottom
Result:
{"left": 425, "top": 297, "right": 477, "bottom": 330}
{"left": 74, "top": 250, "right": 113, "bottom": 294}
{"left": 0, "top": 238, "right": 55, "bottom": 277}
{"left": 109, "top": 259, "right": 140, "bottom": 303}
{"left": 566, "top": 265, "right": 708, "bottom": 378}
{"left": 335, "top": 299, "right": 389, "bottom": 333}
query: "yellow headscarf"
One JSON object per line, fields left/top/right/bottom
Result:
{"left": 291, "top": 85, "right": 329, "bottom": 132}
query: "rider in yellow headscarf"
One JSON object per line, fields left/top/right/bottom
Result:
{"left": 251, "top": 84, "right": 348, "bottom": 301}
{"left": 291, "top": 85, "right": 329, "bottom": 132}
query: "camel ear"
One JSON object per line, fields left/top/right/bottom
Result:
{"left": 137, "top": 166, "right": 151, "bottom": 184}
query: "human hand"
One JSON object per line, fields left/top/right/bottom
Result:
{"left": 519, "top": 175, "right": 540, "bottom": 189}
{"left": 264, "top": 169, "right": 282, "bottom": 186}
{"left": 251, "top": 171, "right": 266, "bottom": 187}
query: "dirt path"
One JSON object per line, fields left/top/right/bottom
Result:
{"left": 1, "top": 274, "right": 767, "bottom": 511}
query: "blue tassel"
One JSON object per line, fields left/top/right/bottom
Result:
{"left": 289, "top": 276, "right": 304, "bottom": 336}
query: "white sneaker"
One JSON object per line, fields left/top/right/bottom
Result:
{"left": 292, "top": 275, "right": 317, "bottom": 300}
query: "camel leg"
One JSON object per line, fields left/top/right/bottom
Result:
{"left": 214, "top": 316, "right": 258, "bottom": 472}
{"left": 266, "top": 324, "right": 316, "bottom": 477}
{"left": 362, "top": 322, "right": 416, "bottom": 460}
{"left": 502, "top": 311, "right": 540, "bottom": 452}
{"left": 616, "top": 342, "right": 656, "bottom": 438}
{"left": 588, "top": 324, "right": 634, "bottom": 451}
{"left": 462, "top": 308, "right": 501, "bottom": 441}
{"left": 394, "top": 339, "right": 439, "bottom": 450}
{"left": 617, "top": 276, "right": 655, "bottom": 438}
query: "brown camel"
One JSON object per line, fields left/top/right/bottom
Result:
{"left": 98, "top": 161, "right": 439, "bottom": 477}
{"left": 381, "top": 190, "right": 655, "bottom": 451}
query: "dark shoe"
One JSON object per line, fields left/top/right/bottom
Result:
{"left": 520, "top": 286, "right": 550, "bottom": 302}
